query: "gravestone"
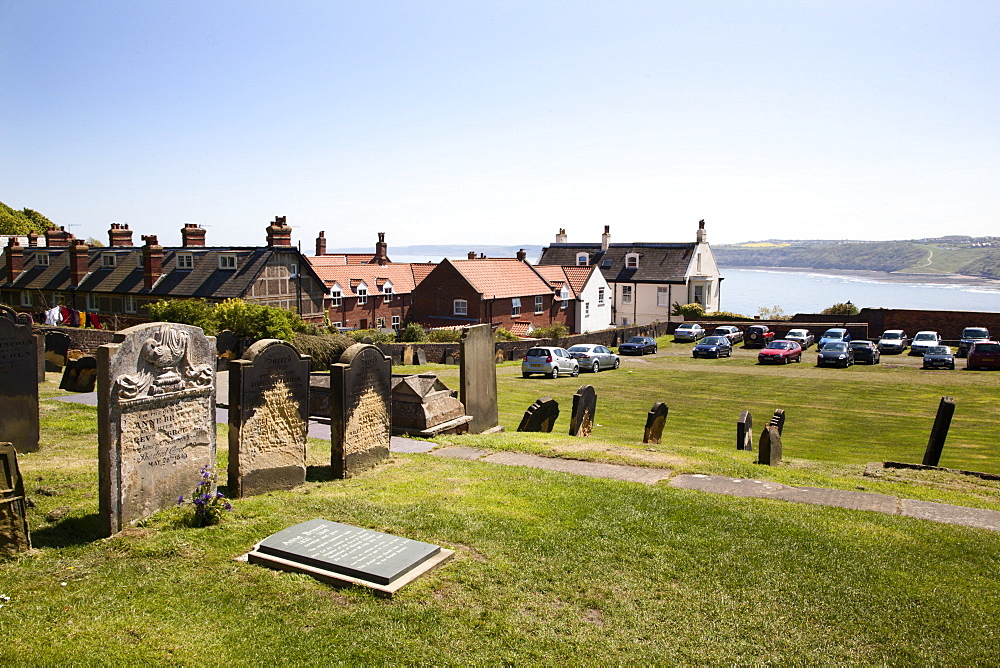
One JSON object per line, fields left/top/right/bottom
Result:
{"left": 643, "top": 402, "right": 668, "bottom": 444}
{"left": 215, "top": 329, "right": 237, "bottom": 370}
{"left": 757, "top": 425, "right": 782, "bottom": 466}
{"left": 330, "top": 343, "right": 392, "bottom": 478}
{"left": 228, "top": 339, "right": 310, "bottom": 497}
{"left": 769, "top": 409, "right": 785, "bottom": 435}
{"left": 494, "top": 349, "right": 506, "bottom": 364}
{"left": 60, "top": 355, "right": 98, "bottom": 392}
{"left": 35, "top": 333, "right": 45, "bottom": 383}
{"left": 0, "top": 443, "right": 30, "bottom": 558}
{"left": 391, "top": 373, "right": 470, "bottom": 437}
{"left": 415, "top": 348, "right": 427, "bottom": 365}
{"left": 443, "top": 350, "right": 458, "bottom": 365}
{"left": 460, "top": 324, "right": 500, "bottom": 434}
{"left": 44, "top": 329, "right": 71, "bottom": 371}
{"left": 569, "top": 385, "right": 597, "bottom": 437}
{"left": 737, "top": 410, "right": 753, "bottom": 451}
{"left": 0, "top": 307, "right": 40, "bottom": 453}
{"left": 402, "top": 345, "right": 414, "bottom": 366}
{"left": 97, "top": 322, "right": 217, "bottom": 537}
{"left": 922, "top": 397, "right": 956, "bottom": 467}
{"left": 517, "top": 397, "right": 559, "bottom": 432}
{"left": 247, "top": 518, "right": 453, "bottom": 595}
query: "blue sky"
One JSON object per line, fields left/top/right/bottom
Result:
{"left": 1, "top": 1, "right": 997, "bottom": 250}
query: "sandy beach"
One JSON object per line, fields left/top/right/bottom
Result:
{"left": 723, "top": 266, "right": 1000, "bottom": 290}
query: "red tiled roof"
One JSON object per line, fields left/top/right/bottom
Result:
{"left": 449, "top": 258, "right": 552, "bottom": 299}
{"left": 532, "top": 265, "right": 577, "bottom": 299}
{"left": 306, "top": 259, "right": 425, "bottom": 297}
{"left": 509, "top": 321, "right": 535, "bottom": 337}
{"left": 560, "top": 266, "right": 594, "bottom": 294}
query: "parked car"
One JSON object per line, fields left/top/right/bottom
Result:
{"left": 712, "top": 326, "right": 743, "bottom": 344}
{"left": 877, "top": 330, "right": 909, "bottom": 354}
{"left": 785, "top": 328, "right": 815, "bottom": 349}
{"left": 521, "top": 346, "right": 580, "bottom": 378}
{"left": 817, "top": 341, "right": 854, "bottom": 367}
{"left": 966, "top": 341, "right": 1000, "bottom": 370}
{"left": 757, "top": 340, "right": 802, "bottom": 364}
{"left": 922, "top": 345, "right": 955, "bottom": 370}
{"left": 849, "top": 340, "right": 881, "bottom": 365}
{"left": 567, "top": 344, "right": 620, "bottom": 373}
{"left": 692, "top": 336, "right": 733, "bottom": 359}
{"left": 957, "top": 327, "right": 990, "bottom": 358}
{"left": 909, "top": 331, "right": 942, "bottom": 356}
{"left": 818, "top": 328, "right": 852, "bottom": 350}
{"left": 618, "top": 336, "right": 658, "bottom": 355}
{"left": 743, "top": 324, "right": 775, "bottom": 348}
{"left": 672, "top": 323, "right": 706, "bottom": 342}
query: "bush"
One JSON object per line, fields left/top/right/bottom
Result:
{"left": 348, "top": 328, "right": 396, "bottom": 343}
{"left": 672, "top": 302, "right": 707, "bottom": 319}
{"left": 213, "top": 299, "right": 305, "bottom": 341}
{"left": 291, "top": 332, "right": 353, "bottom": 370}
{"left": 821, "top": 302, "right": 860, "bottom": 316}
{"left": 531, "top": 323, "right": 568, "bottom": 339}
{"left": 494, "top": 327, "right": 520, "bottom": 342}
{"left": 398, "top": 322, "right": 427, "bottom": 342}
{"left": 427, "top": 329, "right": 462, "bottom": 343}
{"left": 148, "top": 298, "right": 217, "bottom": 333}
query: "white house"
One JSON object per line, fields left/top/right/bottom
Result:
{"left": 532, "top": 264, "right": 613, "bottom": 334}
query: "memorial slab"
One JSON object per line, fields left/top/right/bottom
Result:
{"left": 0, "top": 307, "right": 39, "bottom": 453}
{"left": 330, "top": 343, "right": 392, "bottom": 478}
{"left": 0, "top": 443, "right": 30, "bottom": 558}
{"left": 569, "top": 385, "right": 597, "bottom": 437}
{"left": 643, "top": 402, "right": 668, "bottom": 444}
{"left": 517, "top": 397, "right": 560, "bottom": 433}
{"left": 228, "top": 339, "right": 310, "bottom": 497}
{"left": 459, "top": 324, "right": 500, "bottom": 434}
{"left": 98, "top": 322, "right": 217, "bottom": 536}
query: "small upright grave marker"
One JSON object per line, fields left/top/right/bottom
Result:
{"left": 330, "top": 343, "right": 392, "bottom": 478}
{"left": 757, "top": 425, "right": 782, "bottom": 466}
{"left": 769, "top": 409, "right": 785, "bottom": 435}
{"left": 0, "top": 306, "right": 39, "bottom": 453}
{"left": 643, "top": 402, "right": 668, "bottom": 444}
{"left": 518, "top": 397, "right": 560, "bottom": 433}
{"left": 460, "top": 324, "right": 500, "bottom": 434}
{"left": 0, "top": 443, "right": 30, "bottom": 558}
{"left": 569, "top": 385, "right": 597, "bottom": 437}
{"left": 737, "top": 410, "right": 753, "bottom": 451}
{"left": 922, "top": 397, "right": 956, "bottom": 467}
{"left": 44, "top": 329, "right": 71, "bottom": 371}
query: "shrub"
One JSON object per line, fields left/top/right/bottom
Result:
{"left": 348, "top": 328, "right": 396, "bottom": 343}
{"left": 213, "top": 299, "right": 305, "bottom": 341}
{"left": 531, "top": 323, "right": 568, "bottom": 339}
{"left": 427, "top": 329, "right": 462, "bottom": 343}
{"left": 494, "top": 327, "right": 520, "bottom": 342}
{"left": 399, "top": 322, "right": 427, "bottom": 342}
{"left": 291, "top": 332, "right": 353, "bottom": 370}
{"left": 672, "top": 302, "right": 707, "bottom": 319}
{"left": 821, "top": 302, "right": 860, "bottom": 316}
{"left": 148, "top": 298, "right": 216, "bottom": 333}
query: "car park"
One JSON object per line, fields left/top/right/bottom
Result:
{"left": 877, "top": 330, "right": 909, "bottom": 354}
{"left": 817, "top": 328, "right": 851, "bottom": 350}
{"left": 909, "top": 331, "right": 942, "bottom": 356}
{"left": 785, "top": 329, "right": 815, "bottom": 349}
{"left": 743, "top": 324, "right": 775, "bottom": 348}
{"left": 521, "top": 346, "right": 580, "bottom": 378}
{"left": 692, "top": 336, "right": 732, "bottom": 359}
{"left": 672, "top": 323, "right": 706, "bottom": 342}
{"left": 567, "top": 344, "right": 620, "bottom": 373}
{"left": 922, "top": 345, "right": 955, "bottom": 370}
{"left": 757, "top": 340, "right": 802, "bottom": 364}
{"left": 957, "top": 327, "right": 990, "bottom": 357}
{"left": 966, "top": 341, "right": 1000, "bottom": 370}
{"left": 711, "top": 326, "right": 743, "bottom": 344}
{"left": 849, "top": 340, "right": 880, "bottom": 365}
{"left": 618, "top": 336, "right": 658, "bottom": 355}
{"left": 817, "top": 341, "right": 854, "bottom": 367}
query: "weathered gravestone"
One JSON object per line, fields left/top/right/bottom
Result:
{"left": 518, "top": 397, "right": 560, "bottom": 432}
{"left": 460, "top": 324, "right": 501, "bottom": 434}
{"left": 569, "top": 385, "right": 597, "bottom": 437}
{"left": 737, "top": 410, "right": 753, "bottom": 451}
{"left": 643, "top": 402, "right": 668, "bottom": 444}
{"left": 757, "top": 425, "right": 782, "bottom": 466}
{"left": 391, "top": 373, "right": 470, "bottom": 437}
{"left": 330, "top": 343, "right": 392, "bottom": 478}
{"left": 415, "top": 348, "right": 427, "bottom": 365}
{"left": 769, "top": 409, "right": 785, "bottom": 435}
{"left": 402, "top": 345, "right": 414, "bottom": 366}
{"left": 0, "top": 307, "right": 39, "bottom": 453}
{"left": 922, "top": 396, "right": 956, "bottom": 467}
{"left": 34, "top": 332, "right": 44, "bottom": 383}
{"left": 97, "top": 322, "right": 216, "bottom": 537}
{"left": 443, "top": 350, "right": 458, "bottom": 365}
{"left": 60, "top": 355, "right": 98, "bottom": 392}
{"left": 228, "top": 339, "right": 310, "bottom": 498}
{"left": 44, "top": 329, "right": 71, "bottom": 371}
{"left": 0, "top": 443, "right": 30, "bottom": 558}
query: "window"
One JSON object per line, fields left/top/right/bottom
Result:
{"left": 102, "top": 253, "right": 117, "bottom": 268}
{"left": 625, "top": 253, "right": 639, "bottom": 268}
{"left": 560, "top": 286, "right": 569, "bottom": 309}
{"left": 392, "top": 315, "right": 400, "bottom": 329}
{"left": 697, "top": 253, "right": 702, "bottom": 274}
{"left": 219, "top": 254, "right": 237, "bottom": 270}
{"left": 87, "top": 293, "right": 97, "bottom": 311}
{"left": 176, "top": 253, "right": 193, "bottom": 270}
{"left": 598, "top": 288, "right": 605, "bottom": 305}
{"left": 36, "top": 253, "right": 49, "bottom": 267}
{"left": 383, "top": 283, "right": 393, "bottom": 303}
{"left": 511, "top": 297, "right": 521, "bottom": 316}
{"left": 585, "top": 302, "right": 590, "bottom": 317}
{"left": 289, "top": 263, "right": 298, "bottom": 278}
{"left": 329, "top": 283, "right": 342, "bottom": 307}
{"left": 534, "top": 295, "right": 544, "bottom": 314}
{"left": 20, "top": 291, "right": 30, "bottom": 307}
{"left": 454, "top": 299, "right": 468, "bottom": 316}
{"left": 376, "top": 317, "right": 386, "bottom": 328}
{"left": 657, "top": 287, "right": 669, "bottom": 306}
{"left": 694, "top": 285, "right": 705, "bottom": 306}
{"left": 622, "top": 285, "right": 633, "bottom": 304}
{"left": 576, "top": 253, "right": 589, "bottom": 266}
{"left": 356, "top": 283, "right": 368, "bottom": 305}
{"left": 125, "top": 295, "right": 136, "bottom": 313}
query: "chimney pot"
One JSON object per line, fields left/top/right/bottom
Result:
{"left": 181, "top": 223, "right": 206, "bottom": 247}
{"left": 315, "top": 231, "right": 327, "bottom": 256}
{"left": 45, "top": 225, "right": 71, "bottom": 247}
{"left": 68, "top": 239, "right": 89, "bottom": 287}
{"left": 5, "top": 237, "right": 24, "bottom": 284}
{"left": 468, "top": 251, "right": 476, "bottom": 260}
{"left": 108, "top": 222, "right": 134, "bottom": 247}
{"left": 373, "top": 232, "right": 389, "bottom": 265}
{"left": 142, "top": 235, "right": 163, "bottom": 289}
{"left": 266, "top": 216, "right": 292, "bottom": 247}
{"left": 516, "top": 249, "right": 527, "bottom": 262}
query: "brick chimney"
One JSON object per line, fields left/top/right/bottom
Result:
{"left": 266, "top": 216, "right": 292, "bottom": 247}
{"left": 5, "top": 238, "right": 23, "bottom": 283}
{"left": 601, "top": 225, "right": 610, "bottom": 251}
{"left": 467, "top": 251, "right": 477, "bottom": 260}
{"left": 516, "top": 249, "right": 527, "bottom": 262}
{"left": 108, "top": 223, "right": 134, "bottom": 247}
{"left": 556, "top": 228, "right": 567, "bottom": 243}
{"left": 27, "top": 231, "right": 39, "bottom": 247}
{"left": 373, "top": 232, "right": 389, "bottom": 266}
{"left": 696, "top": 218, "right": 707, "bottom": 243}
{"left": 45, "top": 225, "right": 72, "bottom": 247}
{"left": 141, "top": 235, "right": 163, "bottom": 289}
{"left": 68, "top": 238, "right": 89, "bottom": 287}
{"left": 181, "top": 223, "right": 206, "bottom": 247}
{"left": 315, "top": 231, "right": 327, "bottom": 256}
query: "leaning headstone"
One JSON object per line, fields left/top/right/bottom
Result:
{"left": 737, "top": 410, "right": 753, "bottom": 451}
{"left": 330, "top": 343, "right": 392, "bottom": 478}
{"left": 415, "top": 348, "right": 427, "bottom": 365}
{"left": 769, "top": 409, "right": 785, "bottom": 435}
{"left": 228, "top": 339, "right": 310, "bottom": 497}
{"left": 643, "top": 402, "right": 668, "bottom": 444}
{"left": 0, "top": 443, "right": 31, "bottom": 558}
{"left": 44, "top": 329, "right": 71, "bottom": 371}
{"left": 922, "top": 397, "right": 956, "bottom": 467}
{"left": 757, "top": 425, "right": 782, "bottom": 466}
{"left": 97, "top": 322, "right": 217, "bottom": 537}
{"left": 0, "top": 307, "right": 39, "bottom": 453}
{"left": 569, "top": 385, "right": 597, "bottom": 437}
{"left": 518, "top": 397, "right": 560, "bottom": 432}
{"left": 59, "top": 355, "right": 98, "bottom": 393}
{"left": 460, "top": 324, "right": 500, "bottom": 434}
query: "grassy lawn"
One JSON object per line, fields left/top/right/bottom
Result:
{"left": 3, "top": 338, "right": 1000, "bottom": 663}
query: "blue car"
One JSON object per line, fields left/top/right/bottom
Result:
{"left": 692, "top": 336, "right": 733, "bottom": 359}
{"left": 818, "top": 328, "right": 851, "bottom": 350}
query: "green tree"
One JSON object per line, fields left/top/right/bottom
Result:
{"left": 214, "top": 298, "right": 305, "bottom": 341}
{"left": 148, "top": 298, "right": 217, "bottom": 332}
{"left": 821, "top": 302, "right": 860, "bottom": 316}
{"left": 757, "top": 305, "right": 791, "bottom": 320}
{"left": 399, "top": 322, "right": 427, "bottom": 342}
{"left": 0, "top": 202, "right": 53, "bottom": 235}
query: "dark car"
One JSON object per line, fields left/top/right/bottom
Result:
{"left": 849, "top": 340, "right": 880, "bottom": 365}
{"left": 922, "top": 345, "right": 955, "bottom": 370}
{"left": 618, "top": 336, "right": 658, "bottom": 355}
{"left": 957, "top": 327, "right": 990, "bottom": 358}
{"left": 692, "top": 336, "right": 732, "bottom": 359}
{"left": 743, "top": 325, "right": 775, "bottom": 349}
{"left": 967, "top": 341, "right": 1000, "bottom": 370}
{"left": 757, "top": 340, "right": 802, "bottom": 364}
{"left": 818, "top": 328, "right": 851, "bottom": 350}
{"left": 817, "top": 341, "right": 854, "bottom": 367}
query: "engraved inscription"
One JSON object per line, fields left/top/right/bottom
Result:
{"left": 121, "top": 394, "right": 212, "bottom": 468}
{"left": 345, "top": 386, "right": 390, "bottom": 455}
{"left": 0, "top": 337, "right": 35, "bottom": 374}
{"left": 279, "top": 523, "right": 411, "bottom": 571}
{"left": 240, "top": 379, "right": 307, "bottom": 465}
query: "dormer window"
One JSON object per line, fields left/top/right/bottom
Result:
{"left": 382, "top": 281, "right": 394, "bottom": 303}
{"left": 356, "top": 282, "right": 368, "bottom": 305}
{"left": 176, "top": 253, "right": 193, "bottom": 270}
{"left": 219, "top": 254, "right": 237, "bottom": 270}
{"left": 102, "top": 253, "right": 117, "bottom": 269}
{"left": 576, "top": 253, "right": 589, "bottom": 266}
{"left": 625, "top": 253, "right": 639, "bottom": 269}
{"left": 329, "top": 282, "right": 343, "bottom": 307}
{"left": 36, "top": 252, "right": 50, "bottom": 267}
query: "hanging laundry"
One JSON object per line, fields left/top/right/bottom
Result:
{"left": 89, "top": 313, "right": 101, "bottom": 329}
{"left": 67, "top": 309, "right": 80, "bottom": 327}
{"left": 44, "top": 305, "right": 63, "bottom": 326}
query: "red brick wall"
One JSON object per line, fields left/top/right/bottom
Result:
{"left": 791, "top": 308, "right": 1000, "bottom": 342}
{"left": 327, "top": 294, "right": 410, "bottom": 330}
{"left": 408, "top": 262, "right": 480, "bottom": 326}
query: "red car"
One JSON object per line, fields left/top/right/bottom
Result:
{"left": 744, "top": 325, "right": 775, "bottom": 348}
{"left": 757, "top": 340, "right": 803, "bottom": 364}
{"left": 967, "top": 340, "right": 1000, "bottom": 370}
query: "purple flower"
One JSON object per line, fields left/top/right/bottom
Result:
{"left": 177, "top": 495, "right": 184, "bottom": 504}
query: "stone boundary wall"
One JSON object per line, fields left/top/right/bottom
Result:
{"left": 791, "top": 307, "right": 1000, "bottom": 342}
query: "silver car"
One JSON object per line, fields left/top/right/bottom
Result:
{"left": 910, "top": 331, "right": 942, "bottom": 356}
{"left": 785, "top": 328, "right": 815, "bottom": 349}
{"left": 521, "top": 346, "right": 580, "bottom": 378}
{"left": 673, "top": 323, "right": 706, "bottom": 342}
{"left": 567, "top": 344, "right": 620, "bottom": 373}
